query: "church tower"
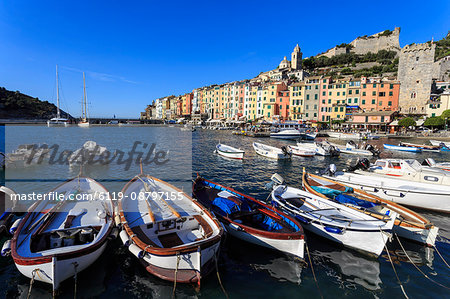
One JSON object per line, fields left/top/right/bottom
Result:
{"left": 291, "top": 44, "right": 302, "bottom": 70}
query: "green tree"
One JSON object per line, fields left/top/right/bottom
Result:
{"left": 424, "top": 116, "right": 444, "bottom": 128}
{"left": 440, "top": 109, "right": 450, "bottom": 120}
{"left": 398, "top": 117, "right": 416, "bottom": 128}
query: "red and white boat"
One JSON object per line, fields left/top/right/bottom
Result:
{"left": 11, "top": 177, "right": 114, "bottom": 293}
{"left": 288, "top": 145, "right": 315, "bottom": 157}
{"left": 119, "top": 172, "right": 223, "bottom": 285}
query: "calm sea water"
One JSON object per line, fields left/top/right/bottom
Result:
{"left": 0, "top": 126, "right": 449, "bottom": 298}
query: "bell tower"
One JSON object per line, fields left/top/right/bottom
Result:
{"left": 291, "top": 44, "right": 302, "bottom": 70}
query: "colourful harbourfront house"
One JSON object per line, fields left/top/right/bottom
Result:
{"left": 148, "top": 73, "right": 403, "bottom": 125}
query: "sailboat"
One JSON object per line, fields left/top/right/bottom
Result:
{"left": 47, "top": 65, "right": 69, "bottom": 127}
{"left": 78, "top": 72, "right": 90, "bottom": 127}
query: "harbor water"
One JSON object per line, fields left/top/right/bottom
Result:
{"left": 1, "top": 125, "right": 449, "bottom": 298}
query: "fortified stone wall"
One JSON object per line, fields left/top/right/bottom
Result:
{"left": 397, "top": 42, "right": 437, "bottom": 114}
{"left": 350, "top": 27, "right": 401, "bottom": 55}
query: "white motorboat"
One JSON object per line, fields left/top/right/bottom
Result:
{"left": 288, "top": 145, "right": 315, "bottom": 157}
{"left": 323, "top": 162, "right": 450, "bottom": 213}
{"left": 253, "top": 142, "right": 291, "bottom": 160}
{"left": 297, "top": 141, "right": 340, "bottom": 156}
{"left": 303, "top": 171, "right": 439, "bottom": 246}
{"left": 119, "top": 172, "right": 223, "bottom": 285}
{"left": 270, "top": 129, "right": 301, "bottom": 140}
{"left": 11, "top": 177, "right": 114, "bottom": 293}
{"left": 47, "top": 65, "right": 69, "bottom": 127}
{"left": 78, "top": 72, "right": 90, "bottom": 127}
{"left": 430, "top": 140, "right": 450, "bottom": 148}
{"left": 269, "top": 174, "right": 396, "bottom": 257}
{"left": 383, "top": 144, "right": 421, "bottom": 152}
{"left": 68, "top": 141, "right": 109, "bottom": 166}
{"left": 330, "top": 141, "right": 378, "bottom": 156}
{"left": 422, "top": 158, "right": 450, "bottom": 172}
{"left": 327, "top": 132, "right": 362, "bottom": 140}
{"left": 215, "top": 143, "right": 244, "bottom": 159}
{"left": 367, "top": 158, "right": 450, "bottom": 185}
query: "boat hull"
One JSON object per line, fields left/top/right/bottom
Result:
{"left": 224, "top": 222, "right": 304, "bottom": 258}
{"left": 216, "top": 144, "right": 244, "bottom": 159}
{"left": 288, "top": 146, "right": 315, "bottom": 157}
{"left": 14, "top": 242, "right": 108, "bottom": 290}
{"left": 253, "top": 143, "right": 290, "bottom": 160}
{"left": 329, "top": 173, "right": 450, "bottom": 213}
{"left": 383, "top": 144, "right": 421, "bottom": 152}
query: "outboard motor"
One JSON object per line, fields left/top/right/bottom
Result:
{"left": 265, "top": 173, "right": 285, "bottom": 192}
{"left": 321, "top": 164, "right": 337, "bottom": 176}
{"left": 347, "top": 158, "right": 370, "bottom": 172}
{"left": 328, "top": 145, "right": 340, "bottom": 157}
{"left": 365, "top": 144, "right": 380, "bottom": 156}
{"left": 347, "top": 140, "right": 357, "bottom": 148}
{"left": 281, "top": 146, "right": 292, "bottom": 157}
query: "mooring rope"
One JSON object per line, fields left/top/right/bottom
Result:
{"left": 172, "top": 253, "right": 181, "bottom": 299}
{"left": 72, "top": 262, "right": 79, "bottom": 299}
{"left": 305, "top": 243, "right": 323, "bottom": 299}
{"left": 394, "top": 234, "right": 450, "bottom": 290}
{"left": 27, "top": 269, "right": 37, "bottom": 299}
{"left": 214, "top": 249, "right": 229, "bottom": 299}
{"left": 380, "top": 229, "right": 409, "bottom": 299}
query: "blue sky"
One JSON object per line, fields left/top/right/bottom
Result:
{"left": 1, "top": 1, "right": 449, "bottom": 118}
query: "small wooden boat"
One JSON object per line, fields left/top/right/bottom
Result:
{"left": 253, "top": 142, "right": 291, "bottom": 159}
{"left": 430, "top": 140, "right": 450, "bottom": 148}
{"left": 399, "top": 142, "right": 440, "bottom": 152}
{"left": 383, "top": 143, "right": 421, "bottom": 152}
{"left": 215, "top": 143, "right": 244, "bottom": 159}
{"left": 270, "top": 129, "right": 301, "bottom": 140}
{"left": 269, "top": 174, "right": 397, "bottom": 257}
{"left": 119, "top": 171, "right": 223, "bottom": 285}
{"left": 288, "top": 145, "right": 315, "bottom": 157}
{"left": 303, "top": 171, "right": 439, "bottom": 246}
{"left": 192, "top": 176, "right": 304, "bottom": 258}
{"left": 11, "top": 177, "right": 114, "bottom": 293}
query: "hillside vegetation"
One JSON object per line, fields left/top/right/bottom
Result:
{"left": 0, "top": 87, "right": 72, "bottom": 119}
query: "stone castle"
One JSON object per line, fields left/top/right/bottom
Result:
{"left": 319, "top": 27, "right": 401, "bottom": 58}
{"left": 398, "top": 41, "right": 450, "bottom": 114}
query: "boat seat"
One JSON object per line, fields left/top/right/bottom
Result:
{"left": 193, "top": 215, "right": 213, "bottom": 238}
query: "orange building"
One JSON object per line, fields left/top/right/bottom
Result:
{"left": 359, "top": 77, "right": 400, "bottom": 112}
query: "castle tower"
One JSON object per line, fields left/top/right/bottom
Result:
{"left": 291, "top": 44, "right": 303, "bottom": 70}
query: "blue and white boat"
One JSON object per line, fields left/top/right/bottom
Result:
{"left": 270, "top": 129, "right": 301, "bottom": 140}
{"left": 383, "top": 143, "right": 421, "bottom": 152}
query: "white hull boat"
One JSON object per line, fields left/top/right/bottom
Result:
{"left": 303, "top": 171, "right": 439, "bottom": 246}
{"left": 327, "top": 132, "right": 362, "bottom": 140}
{"left": 422, "top": 158, "right": 450, "bottom": 172}
{"left": 430, "top": 140, "right": 450, "bottom": 148}
{"left": 270, "top": 129, "right": 301, "bottom": 140}
{"left": 270, "top": 176, "right": 396, "bottom": 256}
{"left": 383, "top": 144, "right": 421, "bottom": 152}
{"left": 119, "top": 173, "right": 223, "bottom": 284}
{"left": 324, "top": 168, "right": 450, "bottom": 213}
{"left": 330, "top": 141, "right": 376, "bottom": 156}
{"left": 288, "top": 145, "right": 315, "bottom": 157}
{"left": 215, "top": 144, "right": 244, "bottom": 159}
{"left": 297, "top": 141, "right": 340, "bottom": 156}
{"left": 11, "top": 177, "right": 114, "bottom": 292}
{"left": 253, "top": 142, "right": 291, "bottom": 160}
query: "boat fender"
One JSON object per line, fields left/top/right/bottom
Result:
{"left": 97, "top": 210, "right": 107, "bottom": 219}
{"left": 119, "top": 230, "right": 130, "bottom": 246}
{"left": 324, "top": 226, "right": 342, "bottom": 234}
{"left": 114, "top": 206, "right": 121, "bottom": 226}
{"left": 295, "top": 215, "right": 310, "bottom": 225}
{"left": 229, "top": 223, "right": 242, "bottom": 231}
{"left": 128, "top": 243, "right": 145, "bottom": 259}
{"left": 9, "top": 218, "right": 21, "bottom": 235}
{"left": 1, "top": 240, "right": 11, "bottom": 256}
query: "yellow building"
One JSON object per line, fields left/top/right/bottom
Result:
{"left": 328, "top": 79, "right": 349, "bottom": 120}
{"left": 289, "top": 82, "right": 305, "bottom": 120}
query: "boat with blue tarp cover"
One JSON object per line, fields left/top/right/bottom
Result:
{"left": 303, "top": 170, "right": 439, "bottom": 246}
{"left": 192, "top": 176, "right": 304, "bottom": 259}
{"left": 268, "top": 172, "right": 397, "bottom": 257}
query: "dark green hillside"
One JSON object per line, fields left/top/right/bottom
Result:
{"left": 0, "top": 87, "right": 72, "bottom": 119}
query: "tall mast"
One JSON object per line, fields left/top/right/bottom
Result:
{"left": 83, "top": 72, "right": 87, "bottom": 121}
{"left": 56, "top": 65, "right": 60, "bottom": 119}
